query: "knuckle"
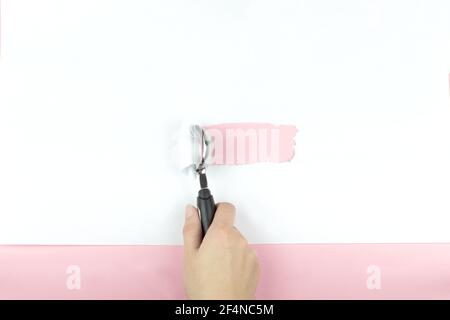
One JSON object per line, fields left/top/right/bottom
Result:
{"left": 236, "top": 235, "right": 248, "bottom": 248}
{"left": 182, "top": 223, "right": 195, "bottom": 236}
{"left": 248, "top": 248, "right": 257, "bottom": 260}
{"left": 248, "top": 249, "right": 260, "bottom": 270}
{"left": 213, "top": 222, "right": 227, "bottom": 233}
{"left": 247, "top": 249, "right": 260, "bottom": 273}
{"left": 211, "top": 223, "right": 230, "bottom": 240}
{"left": 255, "top": 260, "right": 261, "bottom": 276}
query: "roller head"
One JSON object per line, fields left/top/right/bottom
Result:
{"left": 175, "top": 123, "right": 213, "bottom": 175}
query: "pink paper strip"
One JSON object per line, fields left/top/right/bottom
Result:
{"left": 205, "top": 123, "right": 297, "bottom": 165}
{"left": 1, "top": 244, "right": 449, "bottom": 300}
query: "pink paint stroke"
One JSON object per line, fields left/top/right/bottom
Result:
{"left": 1, "top": 244, "right": 450, "bottom": 300}
{"left": 205, "top": 123, "right": 298, "bottom": 166}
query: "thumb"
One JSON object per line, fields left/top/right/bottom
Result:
{"left": 183, "top": 205, "right": 202, "bottom": 256}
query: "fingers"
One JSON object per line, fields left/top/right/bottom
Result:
{"left": 211, "top": 202, "right": 236, "bottom": 228}
{"left": 183, "top": 204, "right": 202, "bottom": 256}
{"left": 184, "top": 202, "right": 236, "bottom": 254}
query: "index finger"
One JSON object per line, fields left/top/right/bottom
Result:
{"left": 211, "top": 202, "right": 236, "bottom": 227}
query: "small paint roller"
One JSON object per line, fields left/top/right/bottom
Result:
{"left": 178, "top": 124, "right": 216, "bottom": 237}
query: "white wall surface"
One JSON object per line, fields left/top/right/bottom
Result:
{"left": 0, "top": 0, "right": 450, "bottom": 244}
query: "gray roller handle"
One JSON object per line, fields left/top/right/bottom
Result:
{"left": 197, "top": 174, "right": 216, "bottom": 237}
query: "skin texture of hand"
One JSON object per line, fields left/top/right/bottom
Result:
{"left": 183, "top": 203, "right": 260, "bottom": 300}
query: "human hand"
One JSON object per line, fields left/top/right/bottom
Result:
{"left": 183, "top": 203, "right": 260, "bottom": 300}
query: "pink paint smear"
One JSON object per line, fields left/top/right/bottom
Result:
{"left": 205, "top": 123, "right": 298, "bottom": 166}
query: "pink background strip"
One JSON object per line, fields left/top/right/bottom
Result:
{"left": 1, "top": 244, "right": 449, "bottom": 300}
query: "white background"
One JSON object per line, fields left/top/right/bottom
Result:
{"left": 0, "top": 0, "right": 450, "bottom": 244}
